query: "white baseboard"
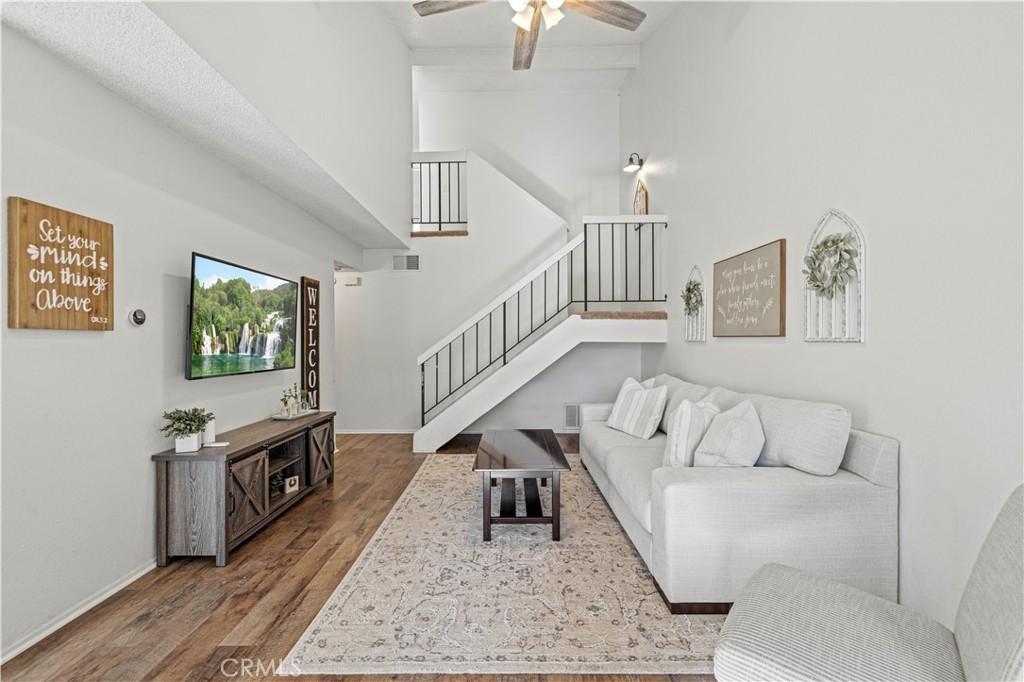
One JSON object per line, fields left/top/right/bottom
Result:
{"left": 1, "top": 559, "right": 157, "bottom": 664}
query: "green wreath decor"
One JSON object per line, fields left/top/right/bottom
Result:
{"left": 803, "top": 232, "right": 859, "bottom": 300}
{"left": 682, "top": 279, "right": 703, "bottom": 317}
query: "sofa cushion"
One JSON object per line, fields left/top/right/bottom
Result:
{"left": 703, "top": 387, "right": 851, "bottom": 476}
{"left": 694, "top": 400, "right": 765, "bottom": 467}
{"left": 607, "top": 378, "right": 668, "bottom": 439}
{"left": 652, "top": 374, "right": 711, "bottom": 433}
{"left": 663, "top": 400, "right": 720, "bottom": 467}
{"left": 715, "top": 563, "right": 963, "bottom": 682}
{"left": 580, "top": 421, "right": 666, "bottom": 472}
{"left": 604, "top": 447, "right": 663, "bottom": 533}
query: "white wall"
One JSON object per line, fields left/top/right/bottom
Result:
{"left": 335, "top": 153, "right": 568, "bottom": 429}
{"left": 417, "top": 89, "right": 620, "bottom": 232}
{"left": 0, "top": 29, "right": 357, "bottom": 656}
{"left": 621, "top": 2, "right": 1023, "bottom": 627}
{"left": 400, "top": 89, "right": 638, "bottom": 433}
{"left": 149, "top": 1, "right": 413, "bottom": 246}
{"left": 467, "top": 343, "right": 640, "bottom": 432}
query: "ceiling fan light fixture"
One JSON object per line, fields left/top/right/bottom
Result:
{"left": 623, "top": 152, "right": 644, "bottom": 172}
{"left": 546, "top": 0, "right": 564, "bottom": 8}
{"left": 511, "top": 5, "right": 535, "bottom": 31}
{"left": 508, "top": 0, "right": 529, "bottom": 12}
{"left": 541, "top": 4, "right": 564, "bottom": 29}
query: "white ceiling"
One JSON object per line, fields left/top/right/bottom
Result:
{"left": 380, "top": 1, "right": 679, "bottom": 49}
{"left": 2, "top": 1, "right": 405, "bottom": 250}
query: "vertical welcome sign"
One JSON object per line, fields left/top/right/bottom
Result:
{"left": 300, "top": 276, "right": 320, "bottom": 409}
{"left": 8, "top": 197, "right": 114, "bottom": 330}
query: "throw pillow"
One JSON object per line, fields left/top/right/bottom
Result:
{"left": 694, "top": 400, "right": 765, "bottom": 467}
{"left": 663, "top": 399, "right": 720, "bottom": 467}
{"left": 700, "top": 386, "right": 851, "bottom": 475}
{"left": 606, "top": 378, "right": 668, "bottom": 440}
{"left": 654, "top": 375, "right": 712, "bottom": 434}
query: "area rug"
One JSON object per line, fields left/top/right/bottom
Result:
{"left": 281, "top": 453, "right": 723, "bottom": 675}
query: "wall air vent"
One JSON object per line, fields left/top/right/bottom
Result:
{"left": 392, "top": 254, "right": 420, "bottom": 271}
{"left": 563, "top": 403, "right": 580, "bottom": 430}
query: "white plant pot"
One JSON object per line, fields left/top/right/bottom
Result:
{"left": 175, "top": 433, "right": 202, "bottom": 453}
{"left": 202, "top": 419, "right": 216, "bottom": 445}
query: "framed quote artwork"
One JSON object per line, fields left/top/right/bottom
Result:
{"left": 713, "top": 239, "right": 786, "bottom": 337}
{"left": 7, "top": 197, "right": 114, "bottom": 330}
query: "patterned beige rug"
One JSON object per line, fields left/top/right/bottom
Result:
{"left": 282, "top": 453, "right": 723, "bottom": 675}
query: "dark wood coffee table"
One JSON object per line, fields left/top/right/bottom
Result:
{"left": 474, "top": 429, "right": 571, "bottom": 541}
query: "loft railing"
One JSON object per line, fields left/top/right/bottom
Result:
{"left": 412, "top": 159, "right": 467, "bottom": 232}
{"left": 419, "top": 216, "right": 668, "bottom": 426}
{"left": 581, "top": 218, "right": 668, "bottom": 305}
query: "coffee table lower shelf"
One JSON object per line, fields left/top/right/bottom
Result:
{"left": 482, "top": 472, "right": 561, "bottom": 541}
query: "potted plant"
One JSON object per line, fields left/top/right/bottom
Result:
{"left": 202, "top": 409, "right": 217, "bottom": 445}
{"left": 161, "top": 407, "right": 214, "bottom": 453}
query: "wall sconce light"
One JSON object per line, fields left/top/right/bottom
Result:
{"left": 623, "top": 152, "right": 644, "bottom": 173}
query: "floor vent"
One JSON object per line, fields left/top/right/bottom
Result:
{"left": 393, "top": 254, "right": 420, "bottom": 271}
{"left": 563, "top": 403, "right": 580, "bottom": 430}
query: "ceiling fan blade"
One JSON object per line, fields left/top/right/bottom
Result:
{"left": 512, "top": 3, "right": 543, "bottom": 71}
{"left": 412, "top": 0, "right": 487, "bottom": 17}
{"left": 562, "top": 0, "right": 646, "bottom": 30}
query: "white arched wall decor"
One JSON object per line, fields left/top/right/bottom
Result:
{"left": 683, "top": 265, "right": 707, "bottom": 342}
{"left": 804, "top": 208, "right": 866, "bottom": 343}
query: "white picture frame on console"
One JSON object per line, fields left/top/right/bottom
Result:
{"left": 804, "top": 208, "right": 866, "bottom": 343}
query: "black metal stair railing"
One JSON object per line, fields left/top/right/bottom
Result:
{"left": 419, "top": 218, "right": 667, "bottom": 426}
{"left": 412, "top": 160, "right": 467, "bottom": 232}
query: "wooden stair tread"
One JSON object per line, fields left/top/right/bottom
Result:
{"left": 578, "top": 311, "right": 668, "bottom": 320}
{"left": 410, "top": 230, "right": 469, "bottom": 238}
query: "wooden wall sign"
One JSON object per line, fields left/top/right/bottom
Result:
{"left": 713, "top": 239, "right": 786, "bottom": 337}
{"left": 300, "top": 276, "right": 320, "bottom": 409}
{"left": 7, "top": 197, "right": 114, "bottom": 330}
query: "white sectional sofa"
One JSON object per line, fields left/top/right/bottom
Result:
{"left": 580, "top": 373, "right": 899, "bottom": 612}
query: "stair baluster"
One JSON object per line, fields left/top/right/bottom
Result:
{"left": 418, "top": 217, "right": 668, "bottom": 426}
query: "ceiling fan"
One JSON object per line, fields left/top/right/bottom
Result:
{"left": 411, "top": 0, "right": 647, "bottom": 71}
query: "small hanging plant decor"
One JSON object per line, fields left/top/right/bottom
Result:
{"left": 682, "top": 279, "right": 703, "bottom": 317}
{"left": 803, "top": 232, "right": 859, "bottom": 300}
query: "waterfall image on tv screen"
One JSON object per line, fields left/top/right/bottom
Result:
{"left": 188, "top": 254, "right": 298, "bottom": 379}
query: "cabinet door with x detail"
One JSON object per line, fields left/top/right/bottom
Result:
{"left": 227, "top": 450, "right": 269, "bottom": 541}
{"left": 308, "top": 421, "right": 334, "bottom": 485}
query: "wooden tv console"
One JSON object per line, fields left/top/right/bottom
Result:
{"left": 151, "top": 411, "right": 335, "bottom": 566}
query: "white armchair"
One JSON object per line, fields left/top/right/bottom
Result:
{"left": 715, "top": 485, "right": 1022, "bottom": 682}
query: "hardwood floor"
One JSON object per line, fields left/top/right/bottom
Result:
{"left": 2, "top": 433, "right": 711, "bottom": 682}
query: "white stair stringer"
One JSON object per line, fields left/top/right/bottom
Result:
{"left": 412, "top": 315, "right": 667, "bottom": 453}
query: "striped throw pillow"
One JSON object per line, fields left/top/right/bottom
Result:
{"left": 606, "top": 378, "right": 668, "bottom": 439}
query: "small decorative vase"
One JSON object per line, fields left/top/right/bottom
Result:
{"left": 288, "top": 399, "right": 297, "bottom": 417}
{"left": 175, "top": 433, "right": 202, "bottom": 453}
{"left": 202, "top": 419, "right": 216, "bottom": 445}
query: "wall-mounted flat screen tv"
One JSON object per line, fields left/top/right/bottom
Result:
{"left": 187, "top": 253, "right": 298, "bottom": 380}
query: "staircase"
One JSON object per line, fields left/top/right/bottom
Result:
{"left": 412, "top": 206, "right": 670, "bottom": 453}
